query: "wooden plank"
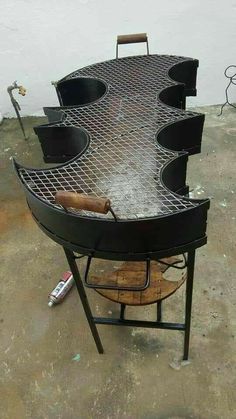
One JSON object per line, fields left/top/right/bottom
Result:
{"left": 94, "top": 260, "right": 186, "bottom": 306}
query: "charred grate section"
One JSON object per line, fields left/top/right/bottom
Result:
{"left": 20, "top": 127, "right": 196, "bottom": 219}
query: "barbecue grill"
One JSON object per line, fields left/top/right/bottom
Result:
{"left": 14, "top": 40, "right": 210, "bottom": 358}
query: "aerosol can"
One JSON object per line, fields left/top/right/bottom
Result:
{"left": 48, "top": 271, "right": 74, "bottom": 307}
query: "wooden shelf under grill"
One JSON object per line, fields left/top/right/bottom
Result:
{"left": 91, "top": 259, "right": 186, "bottom": 306}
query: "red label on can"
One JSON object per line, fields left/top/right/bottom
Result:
{"left": 62, "top": 271, "right": 72, "bottom": 282}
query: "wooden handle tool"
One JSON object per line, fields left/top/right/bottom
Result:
{"left": 55, "top": 191, "right": 111, "bottom": 214}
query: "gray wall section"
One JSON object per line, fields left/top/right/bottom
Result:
{"left": 1, "top": 0, "right": 236, "bottom": 116}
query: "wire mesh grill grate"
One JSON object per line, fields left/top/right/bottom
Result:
{"left": 19, "top": 55, "right": 198, "bottom": 220}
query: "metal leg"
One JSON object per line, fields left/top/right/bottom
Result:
{"left": 63, "top": 247, "right": 104, "bottom": 354}
{"left": 183, "top": 250, "right": 196, "bottom": 360}
{"left": 157, "top": 300, "right": 162, "bottom": 322}
{"left": 120, "top": 303, "right": 126, "bottom": 320}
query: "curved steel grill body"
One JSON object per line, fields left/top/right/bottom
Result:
{"left": 14, "top": 54, "right": 210, "bottom": 260}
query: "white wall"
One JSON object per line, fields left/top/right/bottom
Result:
{"left": 1, "top": 0, "right": 236, "bottom": 117}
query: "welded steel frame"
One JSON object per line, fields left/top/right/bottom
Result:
{"left": 64, "top": 246, "right": 196, "bottom": 360}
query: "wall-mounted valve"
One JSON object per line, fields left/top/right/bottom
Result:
{"left": 7, "top": 81, "right": 28, "bottom": 140}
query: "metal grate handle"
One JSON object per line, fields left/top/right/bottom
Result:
{"left": 84, "top": 256, "right": 151, "bottom": 291}
{"left": 116, "top": 32, "right": 149, "bottom": 58}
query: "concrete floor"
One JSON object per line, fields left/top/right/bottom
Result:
{"left": 0, "top": 106, "right": 235, "bottom": 419}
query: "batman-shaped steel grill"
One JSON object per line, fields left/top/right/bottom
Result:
{"left": 14, "top": 39, "right": 211, "bottom": 358}
{"left": 14, "top": 54, "right": 209, "bottom": 259}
